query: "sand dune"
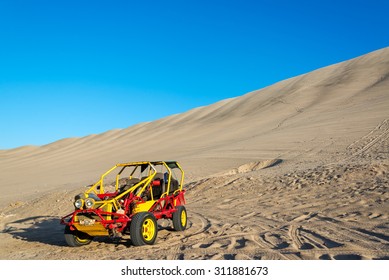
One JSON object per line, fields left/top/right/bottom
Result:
{"left": 219, "top": 159, "right": 283, "bottom": 176}
{"left": 0, "top": 47, "right": 388, "bottom": 259}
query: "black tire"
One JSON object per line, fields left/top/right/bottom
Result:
{"left": 130, "top": 212, "right": 158, "bottom": 246}
{"left": 64, "top": 225, "right": 93, "bottom": 247}
{"left": 172, "top": 206, "right": 187, "bottom": 231}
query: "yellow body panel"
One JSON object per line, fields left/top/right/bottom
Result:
{"left": 98, "top": 202, "right": 113, "bottom": 221}
{"left": 133, "top": 200, "right": 156, "bottom": 213}
{"left": 73, "top": 223, "right": 109, "bottom": 236}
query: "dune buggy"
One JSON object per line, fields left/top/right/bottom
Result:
{"left": 60, "top": 161, "right": 187, "bottom": 247}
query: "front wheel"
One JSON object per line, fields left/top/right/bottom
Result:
{"left": 172, "top": 205, "right": 187, "bottom": 231}
{"left": 64, "top": 225, "right": 93, "bottom": 247}
{"left": 130, "top": 212, "right": 158, "bottom": 246}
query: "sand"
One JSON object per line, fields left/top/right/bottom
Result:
{"left": 0, "top": 47, "right": 388, "bottom": 260}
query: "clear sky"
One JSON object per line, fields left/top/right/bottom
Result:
{"left": 1, "top": 0, "right": 388, "bottom": 149}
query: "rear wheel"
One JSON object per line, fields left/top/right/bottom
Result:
{"left": 172, "top": 206, "right": 187, "bottom": 231}
{"left": 130, "top": 212, "right": 158, "bottom": 246}
{"left": 64, "top": 225, "right": 93, "bottom": 247}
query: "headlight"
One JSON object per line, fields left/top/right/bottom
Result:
{"left": 74, "top": 199, "right": 84, "bottom": 209}
{"left": 84, "top": 198, "right": 95, "bottom": 209}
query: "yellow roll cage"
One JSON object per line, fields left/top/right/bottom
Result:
{"left": 82, "top": 161, "right": 185, "bottom": 212}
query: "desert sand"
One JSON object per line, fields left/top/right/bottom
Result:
{"left": 0, "top": 47, "right": 388, "bottom": 260}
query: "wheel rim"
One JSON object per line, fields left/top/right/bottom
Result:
{"left": 75, "top": 236, "right": 89, "bottom": 243}
{"left": 181, "top": 209, "right": 187, "bottom": 226}
{"left": 142, "top": 218, "right": 155, "bottom": 241}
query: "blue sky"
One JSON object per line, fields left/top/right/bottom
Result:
{"left": 1, "top": 0, "right": 388, "bottom": 149}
